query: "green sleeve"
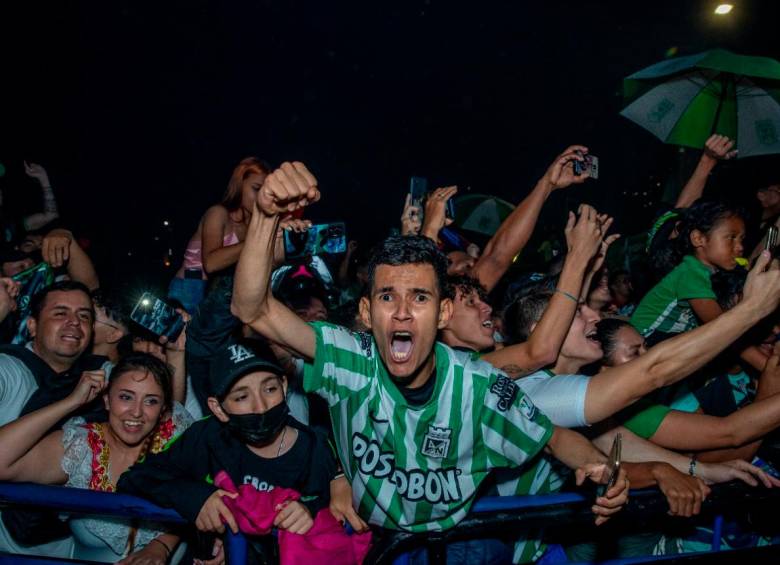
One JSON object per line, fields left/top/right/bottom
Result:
{"left": 480, "top": 374, "right": 554, "bottom": 468}
{"left": 621, "top": 401, "right": 672, "bottom": 439}
{"left": 676, "top": 257, "right": 716, "bottom": 301}
{"left": 302, "top": 321, "right": 373, "bottom": 404}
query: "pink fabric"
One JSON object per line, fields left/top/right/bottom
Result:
{"left": 182, "top": 231, "right": 239, "bottom": 270}
{"left": 214, "top": 471, "right": 299, "bottom": 534}
{"left": 214, "top": 471, "right": 371, "bottom": 564}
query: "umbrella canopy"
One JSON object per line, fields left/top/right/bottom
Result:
{"left": 453, "top": 194, "right": 515, "bottom": 236}
{"left": 620, "top": 48, "right": 780, "bottom": 158}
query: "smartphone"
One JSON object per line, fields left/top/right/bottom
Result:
{"left": 597, "top": 432, "right": 621, "bottom": 497}
{"left": 766, "top": 226, "right": 778, "bottom": 252}
{"left": 445, "top": 197, "right": 456, "bottom": 220}
{"left": 409, "top": 177, "right": 428, "bottom": 211}
{"left": 284, "top": 222, "right": 347, "bottom": 259}
{"left": 573, "top": 152, "right": 599, "bottom": 179}
{"left": 130, "top": 292, "right": 185, "bottom": 341}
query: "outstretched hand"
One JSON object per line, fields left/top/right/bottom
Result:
{"left": 542, "top": 145, "right": 591, "bottom": 191}
{"left": 401, "top": 193, "right": 423, "bottom": 236}
{"left": 256, "top": 162, "right": 319, "bottom": 217}
{"left": 575, "top": 463, "right": 629, "bottom": 526}
{"left": 24, "top": 161, "right": 50, "bottom": 186}
{"left": 565, "top": 204, "right": 605, "bottom": 262}
{"left": 652, "top": 463, "right": 711, "bottom": 517}
{"left": 421, "top": 186, "right": 457, "bottom": 239}
{"left": 697, "top": 459, "right": 780, "bottom": 488}
{"left": 704, "top": 134, "right": 738, "bottom": 161}
{"left": 743, "top": 250, "right": 780, "bottom": 318}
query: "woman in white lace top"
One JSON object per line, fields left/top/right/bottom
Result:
{"left": 0, "top": 353, "right": 193, "bottom": 564}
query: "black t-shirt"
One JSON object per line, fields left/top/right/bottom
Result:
{"left": 400, "top": 369, "right": 437, "bottom": 406}
{"left": 234, "top": 427, "right": 315, "bottom": 493}
{"left": 117, "top": 417, "right": 337, "bottom": 523}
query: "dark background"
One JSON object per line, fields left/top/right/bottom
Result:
{"left": 2, "top": 0, "right": 779, "bottom": 295}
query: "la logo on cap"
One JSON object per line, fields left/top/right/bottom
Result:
{"left": 228, "top": 344, "right": 254, "bottom": 364}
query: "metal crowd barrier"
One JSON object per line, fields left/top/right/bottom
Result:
{"left": 370, "top": 481, "right": 780, "bottom": 564}
{"left": 0, "top": 482, "right": 246, "bottom": 565}
{"left": 2, "top": 481, "right": 780, "bottom": 564}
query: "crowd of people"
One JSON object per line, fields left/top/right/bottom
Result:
{"left": 0, "top": 136, "right": 779, "bottom": 564}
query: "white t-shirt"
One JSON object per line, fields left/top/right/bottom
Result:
{"left": 515, "top": 369, "right": 590, "bottom": 428}
{"left": 0, "top": 349, "right": 75, "bottom": 558}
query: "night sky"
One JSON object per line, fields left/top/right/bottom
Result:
{"left": 3, "top": 0, "right": 779, "bottom": 294}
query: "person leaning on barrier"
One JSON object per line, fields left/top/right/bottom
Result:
{"left": 0, "top": 280, "right": 111, "bottom": 557}
{"left": 500, "top": 250, "right": 780, "bottom": 430}
{"left": 230, "top": 162, "right": 629, "bottom": 556}
{"left": 0, "top": 353, "right": 192, "bottom": 564}
{"left": 118, "top": 340, "right": 338, "bottom": 565}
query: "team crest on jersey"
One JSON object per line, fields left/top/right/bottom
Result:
{"left": 228, "top": 344, "right": 254, "bottom": 364}
{"left": 519, "top": 395, "right": 537, "bottom": 420}
{"left": 421, "top": 425, "right": 452, "bottom": 459}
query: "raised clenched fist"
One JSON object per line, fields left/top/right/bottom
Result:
{"left": 257, "top": 162, "right": 319, "bottom": 217}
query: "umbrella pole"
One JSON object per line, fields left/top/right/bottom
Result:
{"left": 710, "top": 73, "right": 733, "bottom": 136}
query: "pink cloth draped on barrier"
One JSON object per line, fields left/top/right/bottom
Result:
{"left": 214, "top": 471, "right": 371, "bottom": 564}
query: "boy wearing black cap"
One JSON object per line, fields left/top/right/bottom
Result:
{"left": 117, "top": 339, "right": 338, "bottom": 560}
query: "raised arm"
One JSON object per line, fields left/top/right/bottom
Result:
{"left": 42, "top": 228, "right": 100, "bottom": 291}
{"left": 420, "top": 186, "right": 457, "bottom": 242}
{"left": 484, "top": 205, "right": 603, "bottom": 376}
{"left": 201, "top": 206, "right": 245, "bottom": 274}
{"left": 472, "top": 146, "right": 591, "bottom": 292}
{"left": 583, "top": 251, "right": 780, "bottom": 424}
{"left": 594, "top": 426, "right": 778, "bottom": 490}
{"left": 22, "top": 162, "right": 59, "bottom": 231}
{"left": 231, "top": 162, "right": 319, "bottom": 360}
{"left": 0, "top": 370, "right": 105, "bottom": 483}
{"left": 675, "top": 135, "right": 737, "bottom": 209}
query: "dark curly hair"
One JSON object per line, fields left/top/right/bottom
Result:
{"left": 368, "top": 235, "right": 451, "bottom": 299}
{"left": 446, "top": 274, "right": 489, "bottom": 303}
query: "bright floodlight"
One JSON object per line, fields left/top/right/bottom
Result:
{"left": 714, "top": 4, "right": 733, "bottom": 14}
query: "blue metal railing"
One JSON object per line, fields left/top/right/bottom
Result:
{"left": 0, "top": 482, "right": 246, "bottom": 565}
{"left": 369, "top": 482, "right": 780, "bottom": 564}
{"left": 2, "top": 481, "right": 780, "bottom": 564}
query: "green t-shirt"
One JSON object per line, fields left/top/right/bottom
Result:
{"left": 303, "top": 321, "right": 554, "bottom": 533}
{"left": 619, "top": 400, "right": 672, "bottom": 439}
{"left": 630, "top": 255, "right": 716, "bottom": 336}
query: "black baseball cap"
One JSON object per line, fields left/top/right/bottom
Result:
{"left": 207, "top": 339, "right": 283, "bottom": 399}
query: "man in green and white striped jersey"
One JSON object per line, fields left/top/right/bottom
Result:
{"left": 232, "top": 162, "right": 629, "bottom": 539}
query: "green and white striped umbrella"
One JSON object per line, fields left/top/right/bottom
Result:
{"left": 453, "top": 194, "right": 515, "bottom": 236}
{"left": 620, "top": 48, "right": 780, "bottom": 158}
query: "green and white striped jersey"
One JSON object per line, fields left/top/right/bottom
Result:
{"left": 303, "top": 321, "right": 554, "bottom": 533}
